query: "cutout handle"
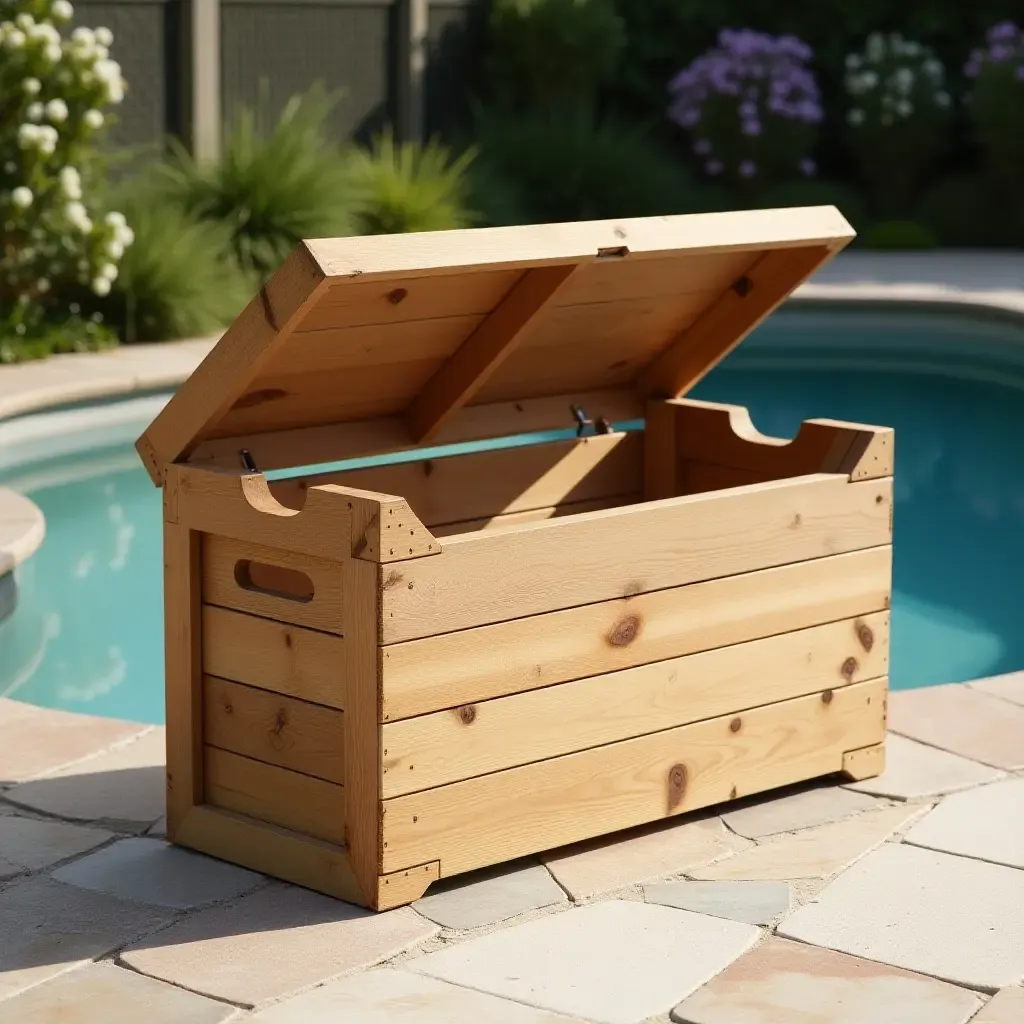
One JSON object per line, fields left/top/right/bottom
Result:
{"left": 234, "top": 560, "right": 314, "bottom": 604}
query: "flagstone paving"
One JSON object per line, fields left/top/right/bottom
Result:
{"left": 1, "top": 682, "right": 1023, "bottom": 1020}
{"left": 968, "top": 671, "right": 1024, "bottom": 707}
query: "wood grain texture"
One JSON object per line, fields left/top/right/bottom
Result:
{"left": 381, "top": 474, "right": 893, "bottom": 643}
{"left": 381, "top": 613, "right": 889, "bottom": 797}
{"left": 842, "top": 742, "right": 886, "bottom": 781}
{"left": 270, "top": 433, "right": 642, "bottom": 531}
{"left": 203, "top": 675, "right": 344, "bottom": 783}
{"left": 204, "top": 746, "right": 345, "bottom": 845}
{"left": 201, "top": 533, "right": 345, "bottom": 634}
{"left": 643, "top": 399, "right": 680, "bottom": 501}
{"left": 407, "top": 264, "right": 580, "bottom": 442}
{"left": 176, "top": 805, "right": 364, "bottom": 905}
{"left": 375, "top": 862, "right": 441, "bottom": 910}
{"left": 380, "top": 545, "right": 892, "bottom": 721}
{"left": 431, "top": 494, "right": 637, "bottom": 538}
{"left": 164, "top": 522, "right": 203, "bottom": 837}
{"left": 380, "top": 678, "right": 887, "bottom": 875}
{"left": 202, "top": 604, "right": 345, "bottom": 708}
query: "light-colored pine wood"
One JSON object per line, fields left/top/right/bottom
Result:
{"left": 381, "top": 545, "right": 891, "bottom": 721}
{"left": 679, "top": 461, "right": 773, "bottom": 496}
{"left": 203, "top": 675, "right": 344, "bottom": 783}
{"left": 381, "top": 678, "right": 887, "bottom": 876}
{"left": 407, "top": 264, "right": 580, "bottom": 442}
{"left": 270, "top": 433, "right": 642, "bottom": 531}
{"left": 176, "top": 805, "right": 364, "bottom": 905}
{"left": 381, "top": 474, "right": 893, "bottom": 643}
{"left": 164, "top": 522, "right": 203, "bottom": 837}
{"left": 137, "top": 245, "right": 329, "bottom": 485}
{"left": 381, "top": 613, "right": 889, "bottom": 797}
{"left": 204, "top": 746, "right": 345, "bottom": 845}
{"left": 375, "top": 862, "right": 440, "bottom": 910}
{"left": 638, "top": 246, "right": 832, "bottom": 399}
{"left": 431, "top": 493, "right": 637, "bottom": 538}
{"left": 186, "top": 388, "right": 645, "bottom": 475}
{"left": 842, "top": 742, "right": 886, "bottom": 781}
{"left": 643, "top": 399, "right": 680, "bottom": 500}
{"left": 201, "top": 534, "right": 345, "bottom": 634}
{"left": 202, "top": 605, "right": 345, "bottom": 708}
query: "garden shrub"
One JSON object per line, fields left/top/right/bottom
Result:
{"left": 344, "top": 130, "right": 476, "bottom": 235}
{"left": 667, "top": 30, "right": 822, "bottom": 192}
{"left": 0, "top": 1, "right": 132, "bottom": 358}
{"left": 843, "top": 33, "right": 952, "bottom": 215}
{"left": 753, "top": 179, "right": 869, "bottom": 231}
{"left": 484, "top": 0, "right": 625, "bottom": 110}
{"left": 861, "top": 220, "right": 938, "bottom": 249}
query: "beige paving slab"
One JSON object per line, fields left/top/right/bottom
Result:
{"left": 720, "top": 783, "right": 880, "bottom": 839}
{"left": 0, "top": 487, "right": 44, "bottom": 567}
{"left": 644, "top": 880, "right": 790, "bottom": 926}
{"left": 249, "top": 968, "right": 590, "bottom": 1023}
{"left": 0, "top": 814, "right": 112, "bottom": 879}
{"left": 690, "top": 804, "right": 926, "bottom": 881}
{"left": 903, "top": 778, "right": 1024, "bottom": 869}
{"left": 411, "top": 900, "right": 760, "bottom": 1024}
{"left": 969, "top": 672, "right": 1024, "bottom": 707}
{"left": 0, "top": 876, "right": 174, "bottom": 1001}
{"left": 671, "top": 936, "right": 984, "bottom": 1024}
{"left": 0, "top": 961, "right": 234, "bottom": 1023}
{"left": 971, "top": 988, "right": 1024, "bottom": 1023}
{"left": 542, "top": 816, "right": 751, "bottom": 899}
{"left": 121, "top": 881, "right": 438, "bottom": 1007}
{"left": 845, "top": 734, "right": 1005, "bottom": 800}
{"left": 888, "top": 684, "right": 1024, "bottom": 770}
{"left": 7, "top": 728, "right": 166, "bottom": 828}
{"left": 779, "top": 843, "right": 1024, "bottom": 990}
{"left": 0, "top": 698, "right": 146, "bottom": 785}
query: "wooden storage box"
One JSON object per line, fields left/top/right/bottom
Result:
{"left": 138, "top": 208, "right": 892, "bottom": 910}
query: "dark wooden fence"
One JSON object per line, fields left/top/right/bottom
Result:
{"left": 75, "top": 0, "right": 485, "bottom": 160}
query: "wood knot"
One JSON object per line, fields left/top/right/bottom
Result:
{"left": 667, "top": 762, "right": 688, "bottom": 812}
{"left": 730, "top": 785, "right": 738, "bottom": 799}
{"left": 457, "top": 705, "right": 477, "bottom": 725}
{"left": 607, "top": 615, "right": 641, "bottom": 648}
{"left": 855, "top": 621, "right": 874, "bottom": 651}
{"left": 272, "top": 709, "right": 287, "bottom": 735}
{"left": 387, "top": 287, "right": 408, "bottom": 304}
{"left": 729, "top": 717, "right": 742, "bottom": 733}
{"left": 821, "top": 689, "right": 834, "bottom": 705}
{"left": 789, "top": 513, "right": 803, "bottom": 529}
{"left": 222, "top": 701, "right": 233, "bottom": 715}
{"left": 283, "top": 632, "right": 293, "bottom": 649}
{"left": 841, "top": 656, "right": 858, "bottom": 680}
{"left": 422, "top": 460, "right": 434, "bottom": 477}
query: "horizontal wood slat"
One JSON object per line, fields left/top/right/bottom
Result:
{"left": 431, "top": 494, "right": 637, "bottom": 538}
{"left": 204, "top": 746, "right": 345, "bottom": 846}
{"left": 203, "top": 676, "right": 345, "bottom": 784}
{"left": 380, "top": 677, "right": 887, "bottom": 875}
{"left": 380, "top": 474, "right": 893, "bottom": 643}
{"left": 202, "top": 605, "right": 345, "bottom": 710}
{"left": 380, "top": 545, "right": 892, "bottom": 721}
{"left": 381, "top": 613, "right": 889, "bottom": 797}
{"left": 201, "top": 533, "right": 345, "bottom": 634}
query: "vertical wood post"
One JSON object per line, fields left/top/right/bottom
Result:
{"left": 187, "top": 0, "right": 221, "bottom": 163}
{"left": 395, "top": 0, "right": 428, "bottom": 143}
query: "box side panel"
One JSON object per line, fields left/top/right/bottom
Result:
{"left": 381, "top": 677, "right": 887, "bottom": 877}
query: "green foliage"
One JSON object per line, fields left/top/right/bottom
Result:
{"left": 916, "top": 173, "right": 1024, "bottom": 247}
{"left": 0, "top": 313, "right": 116, "bottom": 363}
{"left": 469, "top": 104, "right": 726, "bottom": 225}
{"left": 861, "top": 219, "right": 939, "bottom": 249}
{"left": 103, "top": 178, "right": 250, "bottom": 343}
{"left": 485, "top": 0, "right": 626, "bottom": 109}
{"left": 345, "top": 130, "right": 476, "bottom": 235}
{"left": 754, "top": 179, "right": 870, "bottom": 231}
{"left": 156, "top": 83, "right": 353, "bottom": 283}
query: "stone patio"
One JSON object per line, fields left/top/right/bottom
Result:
{"left": 1, "top": 677, "right": 1022, "bottom": 1022}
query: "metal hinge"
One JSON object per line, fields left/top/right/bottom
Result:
{"left": 570, "top": 404, "right": 613, "bottom": 437}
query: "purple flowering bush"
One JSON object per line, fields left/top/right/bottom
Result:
{"left": 667, "top": 29, "right": 822, "bottom": 188}
{"left": 965, "top": 22, "right": 1024, "bottom": 191}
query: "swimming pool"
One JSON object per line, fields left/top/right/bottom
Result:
{"left": 3, "top": 306, "right": 1024, "bottom": 724}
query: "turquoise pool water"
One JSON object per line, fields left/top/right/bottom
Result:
{"left": 2, "top": 307, "right": 1024, "bottom": 723}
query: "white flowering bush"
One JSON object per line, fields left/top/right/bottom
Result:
{"left": 843, "top": 33, "right": 952, "bottom": 211}
{"left": 0, "top": 0, "right": 132, "bottom": 355}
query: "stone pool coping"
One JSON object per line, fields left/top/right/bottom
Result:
{"left": 0, "top": 487, "right": 44, "bottom": 574}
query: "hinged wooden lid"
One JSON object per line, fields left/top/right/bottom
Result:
{"left": 137, "top": 207, "right": 853, "bottom": 485}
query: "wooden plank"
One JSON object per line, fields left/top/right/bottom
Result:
{"left": 176, "top": 805, "right": 365, "bottom": 906}
{"left": 187, "top": 388, "right": 645, "bottom": 475}
{"left": 680, "top": 461, "right": 773, "bottom": 496}
{"left": 204, "top": 746, "right": 345, "bottom": 846}
{"left": 202, "top": 605, "right": 345, "bottom": 709}
{"left": 271, "top": 433, "right": 642, "bottom": 531}
{"left": 432, "top": 494, "right": 636, "bottom": 538}
{"left": 381, "top": 545, "right": 892, "bottom": 721}
{"left": 203, "top": 675, "right": 345, "bottom": 784}
{"left": 643, "top": 400, "right": 679, "bottom": 501}
{"left": 164, "top": 522, "right": 203, "bottom": 837}
{"left": 380, "top": 678, "right": 887, "bottom": 875}
{"left": 375, "top": 862, "right": 441, "bottom": 911}
{"left": 137, "top": 245, "right": 328, "bottom": 485}
{"left": 343, "top": 555, "right": 383, "bottom": 902}
{"left": 381, "top": 474, "right": 894, "bottom": 643}
{"left": 202, "top": 533, "right": 345, "bottom": 635}
{"left": 638, "top": 246, "right": 832, "bottom": 399}
{"left": 842, "top": 742, "right": 886, "bottom": 781}
{"left": 407, "top": 264, "right": 580, "bottom": 443}
{"left": 381, "top": 613, "right": 889, "bottom": 797}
